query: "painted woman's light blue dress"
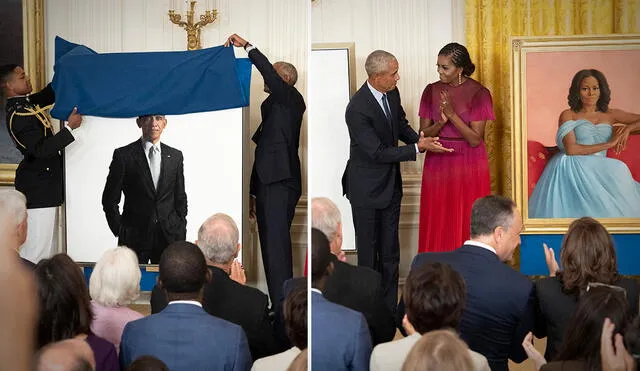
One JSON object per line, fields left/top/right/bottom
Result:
{"left": 529, "top": 119, "right": 640, "bottom": 218}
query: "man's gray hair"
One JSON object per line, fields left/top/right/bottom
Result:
{"left": 311, "top": 197, "right": 341, "bottom": 243}
{"left": 274, "top": 61, "right": 298, "bottom": 86}
{"left": 365, "top": 50, "right": 396, "bottom": 77}
{"left": 197, "top": 213, "right": 239, "bottom": 264}
{"left": 0, "top": 189, "right": 27, "bottom": 227}
{"left": 470, "top": 195, "right": 516, "bottom": 238}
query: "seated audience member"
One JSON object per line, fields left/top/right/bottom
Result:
{"left": 287, "top": 349, "right": 308, "bottom": 371}
{"left": 274, "top": 276, "right": 306, "bottom": 350}
{"left": 534, "top": 217, "right": 639, "bottom": 360}
{"left": 89, "top": 247, "right": 143, "bottom": 353}
{"left": 127, "top": 356, "right": 168, "bottom": 371}
{"left": 371, "top": 262, "right": 489, "bottom": 371}
{"left": 150, "top": 213, "right": 278, "bottom": 360}
{"left": 252, "top": 285, "right": 307, "bottom": 371}
{"left": 120, "top": 241, "right": 251, "bottom": 371}
{"left": 403, "top": 195, "right": 534, "bottom": 371}
{"left": 35, "top": 254, "right": 119, "bottom": 371}
{"left": 36, "top": 339, "right": 96, "bottom": 371}
{"left": 0, "top": 229, "right": 37, "bottom": 370}
{"left": 0, "top": 189, "right": 33, "bottom": 269}
{"left": 312, "top": 197, "right": 395, "bottom": 345}
{"left": 311, "top": 228, "right": 372, "bottom": 371}
{"left": 523, "top": 285, "right": 632, "bottom": 371}
{"left": 401, "top": 329, "right": 475, "bottom": 371}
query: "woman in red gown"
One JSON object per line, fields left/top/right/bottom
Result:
{"left": 417, "top": 43, "right": 495, "bottom": 253}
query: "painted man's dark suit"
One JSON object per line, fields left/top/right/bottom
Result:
{"left": 342, "top": 82, "right": 419, "bottom": 314}
{"left": 102, "top": 140, "right": 187, "bottom": 263}
{"left": 248, "top": 47, "right": 305, "bottom": 304}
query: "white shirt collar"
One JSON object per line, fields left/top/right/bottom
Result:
{"left": 367, "top": 81, "right": 385, "bottom": 102}
{"left": 310, "top": 288, "right": 322, "bottom": 295}
{"left": 464, "top": 240, "right": 497, "bottom": 255}
{"left": 141, "top": 138, "right": 161, "bottom": 153}
{"left": 168, "top": 300, "right": 202, "bottom": 308}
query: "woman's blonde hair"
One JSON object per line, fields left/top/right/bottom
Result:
{"left": 89, "top": 246, "right": 140, "bottom": 307}
{"left": 401, "top": 329, "right": 474, "bottom": 371}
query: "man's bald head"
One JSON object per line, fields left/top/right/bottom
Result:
{"left": 36, "top": 338, "right": 95, "bottom": 371}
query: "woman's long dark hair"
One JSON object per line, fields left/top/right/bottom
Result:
{"left": 554, "top": 286, "right": 631, "bottom": 371}
{"left": 558, "top": 217, "right": 618, "bottom": 295}
{"left": 35, "top": 254, "right": 94, "bottom": 348}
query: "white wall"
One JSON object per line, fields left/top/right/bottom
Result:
{"left": 44, "top": 0, "right": 308, "bottom": 286}
{"left": 311, "top": 0, "right": 463, "bottom": 279}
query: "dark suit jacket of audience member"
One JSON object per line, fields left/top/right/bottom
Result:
{"left": 534, "top": 275, "right": 639, "bottom": 360}
{"left": 150, "top": 266, "right": 280, "bottom": 360}
{"left": 311, "top": 291, "right": 372, "bottom": 371}
{"left": 407, "top": 245, "right": 535, "bottom": 371}
{"left": 274, "top": 277, "right": 307, "bottom": 350}
{"left": 120, "top": 303, "right": 251, "bottom": 371}
{"left": 323, "top": 254, "right": 396, "bottom": 345}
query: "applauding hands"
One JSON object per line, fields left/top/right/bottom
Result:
{"left": 417, "top": 131, "right": 454, "bottom": 153}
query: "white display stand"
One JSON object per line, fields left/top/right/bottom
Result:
{"left": 308, "top": 43, "right": 357, "bottom": 250}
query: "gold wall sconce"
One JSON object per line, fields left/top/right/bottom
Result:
{"left": 168, "top": 1, "right": 217, "bottom": 50}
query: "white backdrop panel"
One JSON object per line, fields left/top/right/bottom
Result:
{"left": 65, "top": 109, "right": 244, "bottom": 262}
{"left": 308, "top": 48, "right": 355, "bottom": 250}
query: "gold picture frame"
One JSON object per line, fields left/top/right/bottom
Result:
{"left": 0, "top": 0, "right": 45, "bottom": 185}
{"left": 311, "top": 42, "right": 357, "bottom": 97}
{"left": 511, "top": 34, "right": 640, "bottom": 234}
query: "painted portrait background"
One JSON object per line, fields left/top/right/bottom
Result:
{"left": 522, "top": 46, "right": 640, "bottom": 221}
{"left": 0, "top": 0, "right": 25, "bottom": 164}
{"left": 526, "top": 50, "right": 640, "bottom": 146}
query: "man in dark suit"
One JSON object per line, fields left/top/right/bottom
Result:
{"left": 1, "top": 64, "right": 82, "bottom": 263}
{"left": 225, "top": 34, "right": 305, "bottom": 306}
{"left": 102, "top": 114, "right": 187, "bottom": 264}
{"left": 312, "top": 196, "right": 395, "bottom": 346}
{"left": 342, "top": 50, "right": 451, "bottom": 314}
{"left": 406, "top": 195, "right": 534, "bottom": 371}
{"left": 120, "top": 241, "right": 251, "bottom": 370}
{"left": 311, "top": 228, "right": 372, "bottom": 371}
{"left": 149, "top": 213, "right": 279, "bottom": 360}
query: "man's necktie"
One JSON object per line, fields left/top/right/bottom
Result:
{"left": 148, "top": 145, "right": 160, "bottom": 190}
{"left": 382, "top": 94, "right": 392, "bottom": 124}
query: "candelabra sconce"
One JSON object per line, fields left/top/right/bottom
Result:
{"left": 168, "top": 1, "right": 217, "bottom": 50}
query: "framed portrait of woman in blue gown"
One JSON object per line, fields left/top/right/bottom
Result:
{"left": 0, "top": 0, "right": 45, "bottom": 185}
{"left": 512, "top": 35, "right": 640, "bottom": 233}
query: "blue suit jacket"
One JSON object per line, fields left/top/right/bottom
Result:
{"left": 410, "top": 245, "right": 535, "bottom": 371}
{"left": 120, "top": 303, "right": 251, "bottom": 371}
{"left": 311, "top": 291, "right": 372, "bottom": 371}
